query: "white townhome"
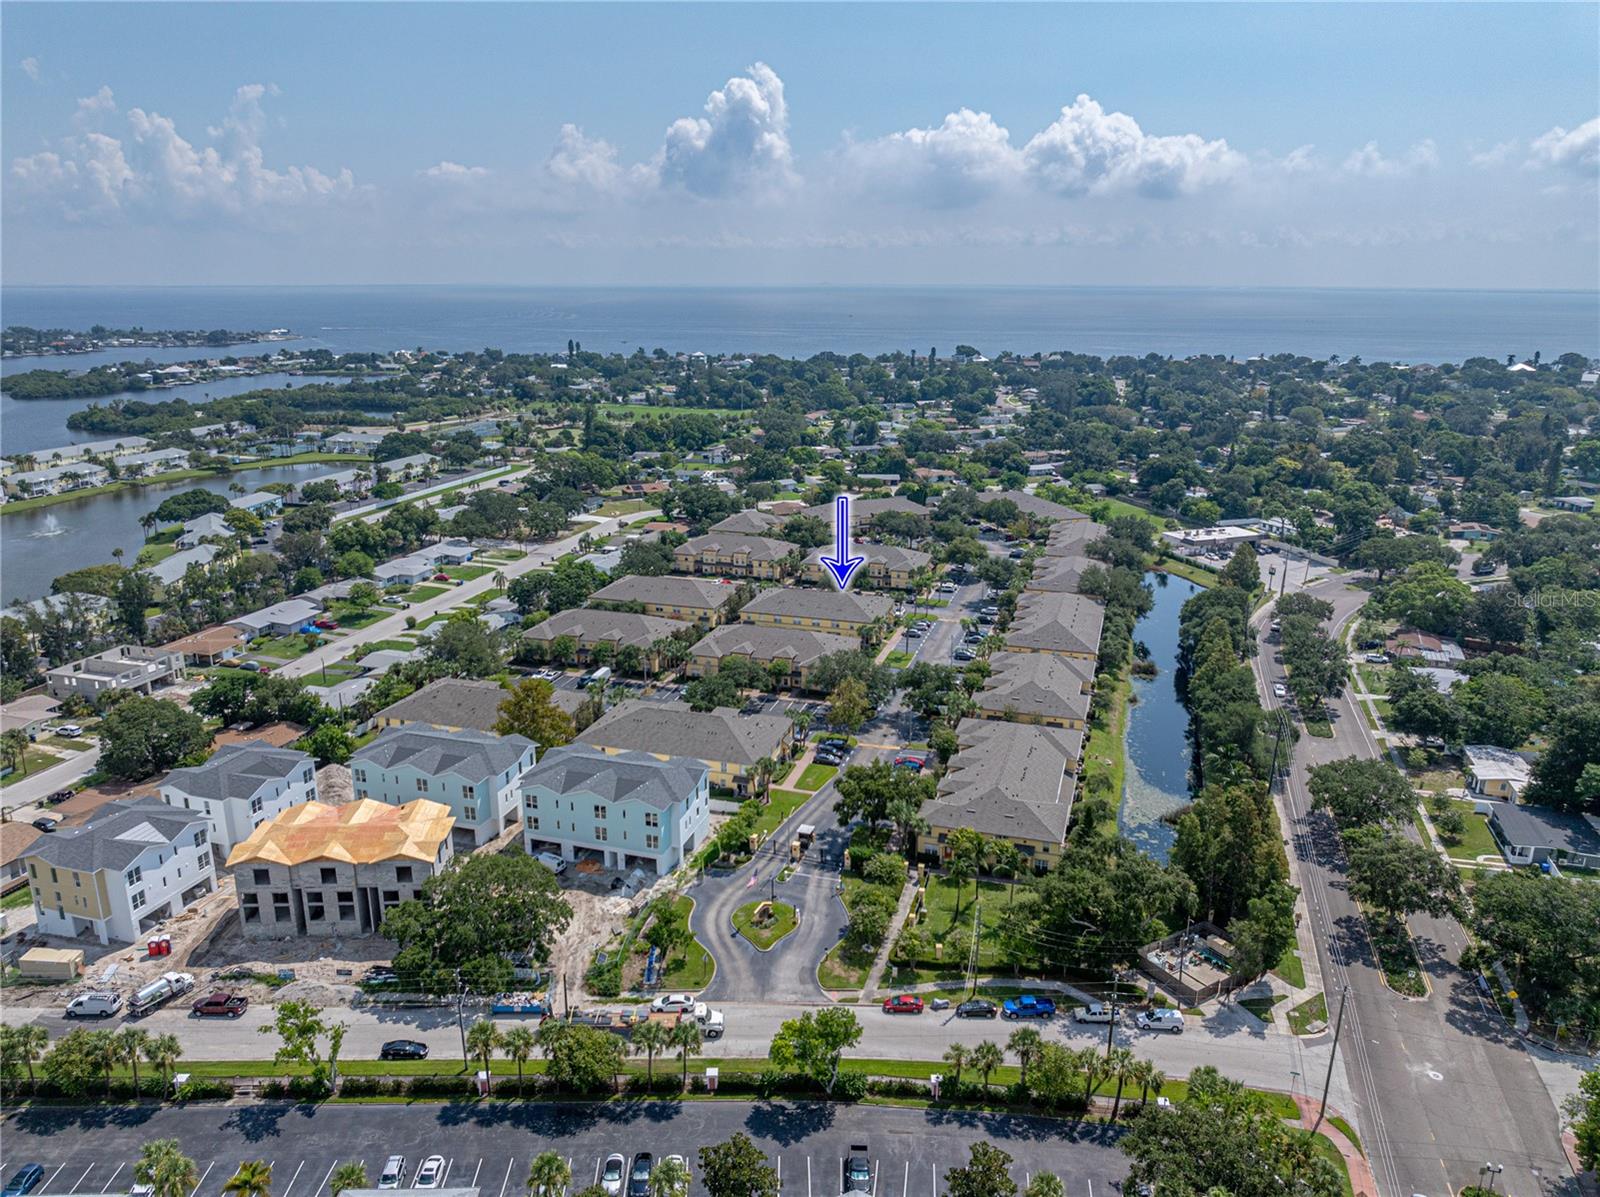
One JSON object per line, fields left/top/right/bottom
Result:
{"left": 351, "top": 723, "right": 536, "bottom": 849}
{"left": 159, "top": 741, "right": 320, "bottom": 861}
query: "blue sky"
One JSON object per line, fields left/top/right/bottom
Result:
{"left": 4, "top": 3, "right": 1597, "bottom": 288}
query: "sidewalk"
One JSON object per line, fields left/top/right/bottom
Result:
{"left": 1292, "top": 1094, "right": 1377, "bottom": 1196}
{"left": 860, "top": 878, "right": 920, "bottom": 1001}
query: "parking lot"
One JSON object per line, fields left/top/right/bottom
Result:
{"left": 1, "top": 1101, "right": 1129, "bottom": 1197}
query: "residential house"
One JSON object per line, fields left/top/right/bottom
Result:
{"left": 4, "top": 436, "right": 149, "bottom": 474}
{"left": 686, "top": 624, "right": 858, "bottom": 690}
{"left": 373, "top": 677, "right": 590, "bottom": 735}
{"left": 351, "top": 724, "right": 535, "bottom": 848}
{"left": 176, "top": 512, "right": 235, "bottom": 549}
{"left": 522, "top": 609, "right": 683, "bottom": 672}
{"left": 381, "top": 453, "right": 439, "bottom": 481}
{"left": 672, "top": 534, "right": 795, "bottom": 580}
{"left": 324, "top": 430, "right": 387, "bottom": 455}
{"left": 0, "top": 695, "right": 61, "bottom": 743}
{"left": 738, "top": 587, "right": 895, "bottom": 641}
{"left": 801, "top": 543, "right": 931, "bottom": 590}
{"left": 226, "top": 798, "right": 455, "bottom": 938}
{"left": 1463, "top": 745, "right": 1534, "bottom": 801}
{"left": 0, "top": 823, "right": 44, "bottom": 890}
{"left": 229, "top": 491, "right": 284, "bottom": 517}
{"left": 1447, "top": 522, "right": 1500, "bottom": 543}
{"left": 975, "top": 651, "right": 1094, "bottom": 730}
{"left": 520, "top": 744, "right": 710, "bottom": 875}
{"left": 303, "top": 469, "right": 370, "bottom": 498}
{"left": 23, "top": 800, "right": 216, "bottom": 945}
{"left": 577, "top": 700, "right": 791, "bottom": 797}
{"left": 1385, "top": 630, "right": 1467, "bottom": 667}
{"left": 46, "top": 645, "right": 184, "bottom": 702}
{"left": 587, "top": 574, "right": 739, "bottom": 626}
{"left": 1488, "top": 804, "right": 1600, "bottom": 870}
{"left": 111, "top": 448, "right": 190, "bottom": 479}
{"left": 707, "top": 509, "right": 784, "bottom": 536}
{"left": 373, "top": 554, "right": 439, "bottom": 587}
{"left": 5, "top": 463, "right": 111, "bottom": 498}
{"left": 159, "top": 741, "right": 320, "bottom": 860}
{"left": 1549, "top": 496, "right": 1595, "bottom": 513}
{"left": 143, "top": 543, "right": 223, "bottom": 590}
{"left": 1003, "top": 592, "right": 1106, "bottom": 662}
{"left": 917, "top": 720, "right": 1077, "bottom": 872}
{"left": 230, "top": 599, "right": 323, "bottom": 639}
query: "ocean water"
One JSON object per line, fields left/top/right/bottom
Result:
{"left": 4, "top": 285, "right": 1596, "bottom": 367}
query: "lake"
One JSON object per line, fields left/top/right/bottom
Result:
{"left": 0, "top": 373, "right": 348, "bottom": 456}
{"left": 1118, "top": 571, "right": 1202, "bottom": 861}
{"left": 1, "top": 461, "right": 333, "bottom": 606}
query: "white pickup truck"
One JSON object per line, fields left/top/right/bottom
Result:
{"left": 690, "top": 1001, "right": 725, "bottom": 1039}
{"left": 1072, "top": 1002, "right": 1115, "bottom": 1024}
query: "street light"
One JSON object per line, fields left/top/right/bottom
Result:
{"left": 1479, "top": 1162, "right": 1503, "bottom": 1193}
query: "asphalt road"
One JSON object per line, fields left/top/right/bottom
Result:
{"left": 0, "top": 1100, "right": 1130, "bottom": 1197}
{"left": 1251, "top": 581, "right": 1575, "bottom": 1197}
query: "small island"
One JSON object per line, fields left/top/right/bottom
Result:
{"left": 2, "top": 323, "right": 294, "bottom": 359}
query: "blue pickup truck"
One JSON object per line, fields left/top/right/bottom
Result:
{"left": 1001, "top": 995, "right": 1057, "bottom": 1020}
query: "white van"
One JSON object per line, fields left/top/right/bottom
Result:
{"left": 65, "top": 991, "right": 123, "bottom": 1019}
{"left": 535, "top": 851, "right": 568, "bottom": 875}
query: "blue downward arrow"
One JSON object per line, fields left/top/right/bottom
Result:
{"left": 819, "top": 494, "right": 865, "bottom": 590}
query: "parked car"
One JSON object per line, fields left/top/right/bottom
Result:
{"left": 1364, "top": 652, "right": 1390, "bottom": 664}
{"left": 1001, "top": 995, "right": 1056, "bottom": 1020}
{"left": 627, "top": 1155, "right": 654, "bottom": 1197}
{"left": 1135, "top": 1009, "right": 1185, "bottom": 1033}
{"left": 414, "top": 1157, "right": 446, "bottom": 1190}
{"left": 65, "top": 991, "right": 122, "bottom": 1019}
{"left": 378, "top": 1157, "right": 408, "bottom": 1190}
{"left": 31, "top": 817, "right": 59, "bottom": 833}
{"left": 650, "top": 992, "right": 697, "bottom": 1013}
{"left": 842, "top": 1145, "right": 871, "bottom": 1196}
{"left": 56, "top": 723, "right": 84, "bottom": 738}
{"left": 1471, "top": 557, "right": 1497, "bottom": 576}
{"left": 433, "top": 573, "right": 450, "bottom": 582}
{"left": 1273, "top": 683, "right": 1287, "bottom": 699}
{"left": 956, "top": 999, "right": 998, "bottom": 1019}
{"left": 601, "top": 1155, "right": 626, "bottom": 1197}
{"left": 313, "top": 618, "right": 339, "bottom": 630}
{"left": 190, "top": 992, "right": 249, "bottom": 1018}
{"left": 882, "top": 994, "right": 924, "bottom": 1015}
{"left": 1072, "top": 1002, "right": 1114, "bottom": 1024}
{"left": 953, "top": 648, "right": 976, "bottom": 662}
{"left": 379, "top": 1039, "right": 429, "bottom": 1060}
{"left": 46, "top": 789, "right": 75, "bottom": 804}
{"left": 2, "top": 1165, "right": 44, "bottom": 1197}
{"left": 904, "top": 627, "right": 922, "bottom": 638}
{"left": 536, "top": 851, "right": 568, "bottom": 875}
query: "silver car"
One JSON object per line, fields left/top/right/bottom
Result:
{"left": 378, "top": 1157, "right": 407, "bottom": 1190}
{"left": 602, "top": 1155, "right": 626, "bottom": 1197}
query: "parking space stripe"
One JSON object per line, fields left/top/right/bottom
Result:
{"left": 101, "top": 1164, "right": 125, "bottom": 1193}
{"left": 43, "top": 1166, "right": 68, "bottom": 1191}
{"left": 190, "top": 1160, "right": 215, "bottom": 1197}
{"left": 73, "top": 1166, "right": 95, "bottom": 1192}
{"left": 498, "top": 1158, "right": 514, "bottom": 1197}
{"left": 313, "top": 1162, "right": 336, "bottom": 1197}
{"left": 901, "top": 1161, "right": 908, "bottom": 1197}
{"left": 469, "top": 1159, "right": 483, "bottom": 1190}
{"left": 281, "top": 1160, "right": 306, "bottom": 1197}
{"left": 805, "top": 1156, "right": 811, "bottom": 1197}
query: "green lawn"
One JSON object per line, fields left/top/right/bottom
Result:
{"left": 916, "top": 877, "right": 1016, "bottom": 966}
{"left": 134, "top": 541, "right": 179, "bottom": 567}
{"left": 1, "top": 749, "right": 68, "bottom": 788}
{"left": 1310, "top": 1132, "right": 1355, "bottom": 1197}
{"left": 405, "top": 584, "right": 450, "bottom": 602}
{"left": 1, "top": 887, "right": 35, "bottom": 911}
{"left": 883, "top": 650, "right": 914, "bottom": 668}
{"left": 480, "top": 549, "right": 526, "bottom": 562}
{"left": 819, "top": 875, "right": 896, "bottom": 990}
{"left": 1238, "top": 994, "right": 1287, "bottom": 1024}
{"left": 656, "top": 896, "right": 716, "bottom": 990}
{"left": 325, "top": 603, "right": 393, "bottom": 629}
{"left": 356, "top": 639, "right": 417, "bottom": 655}
{"left": 731, "top": 900, "right": 798, "bottom": 949}
{"left": 752, "top": 789, "right": 811, "bottom": 840}
{"left": 1155, "top": 557, "right": 1218, "bottom": 589}
{"left": 1271, "top": 943, "right": 1306, "bottom": 988}
{"left": 247, "top": 633, "right": 323, "bottom": 660}
{"left": 595, "top": 498, "right": 654, "bottom": 517}
{"left": 1081, "top": 665, "right": 1131, "bottom": 833}
{"left": 1431, "top": 801, "right": 1500, "bottom": 859}
{"left": 1367, "top": 914, "right": 1426, "bottom": 997}
{"left": 40, "top": 735, "right": 94, "bottom": 752}
{"left": 795, "top": 763, "right": 837, "bottom": 791}
{"left": 1330, "top": 1115, "right": 1363, "bottom": 1158}
{"left": 445, "top": 564, "right": 495, "bottom": 581}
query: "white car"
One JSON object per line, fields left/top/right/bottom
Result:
{"left": 536, "top": 851, "right": 568, "bottom": 875}
{"left": 1135, "top": 1009, "right": 1185, "bottom": 1033}
{"left": 378, "top": 1157, "right": 407, "bottom": 1190}
{"left": 650, "top": 992, "right": 697, "bottom": 1013}
{"left": 1072, "top": 1002, "right": 1114, "bottom": 1024}
{"left": 414, "top": 1157, "right": 447, "bottom": 1189}
{"left": 1273, "top": 683, "right": 1287, "bottom": 699}
{"left": 56, "top": 724, "right": 84, "bottom": 738}
{"left": 602, "top": 1154, "right": 626, "bottom": 1197}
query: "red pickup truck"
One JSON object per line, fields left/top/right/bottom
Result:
{"left": 191, "top": 992, "right": 249, "bottom": 1018}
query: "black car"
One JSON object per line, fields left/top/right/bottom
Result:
{"left": 31, "top": 817, "right": 59, "bottom": 833}
{"left": 627, "top": 1155, "right": 654, "bottom": 1197}
{"left": 956, "top": 999, "right": 998, "bottom": 1019}
{"left": 379, "top": 1039, "right": 429, "bottom": 1060}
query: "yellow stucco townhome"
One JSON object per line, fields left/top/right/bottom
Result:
{"left": 672, "top": 534, "right": 794, "bottom": 580}
{"left": 587, "top": 574, "right": 740, "bottom": 626}
{"left": 803, "top": 543, "right": 931, "bottom": 590}
{"left": 738, "top": 587, "right": 895, "bottom": 642}
{"left": 686, "top": 624, "right": 859, "bottom": 691}
{"left": 1002, "top": 591, "right": 1105, "bottom": 663}
{"left": 975, "top": 651, "right": 1094, "bottom": 730}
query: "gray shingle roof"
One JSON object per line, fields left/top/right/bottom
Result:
{"left": 589, "top": 574, "right": 736, "bottom": 610}
{"left": 691, "top": 624, "right": 859, "bottom": 668}
{"left": 161, "top": 741, "right": 311, "bottom": 802}
{"left": 708, "top": 510, "right": 783, "bottom": 535}
{"left": 1005, "top": 592, "right": 1106, "bottom": 657}
{"left": 982, "top": 490, "right": 1090, "bottom": 523}
{"left": 579, "top": 700, "right": 789, "bottom": 767}
{"left": 374, "top": 679, "right": 510, "bottom": 733}
{"left": 676, "top": 533, "right": 793, "bottom": 562}
{"left": 520, "top": 744, "right": 706, "bottom": 810}
{"left": 804, "top": 543, "right": 931, "bottom": 574}
{"left": 1042, "top": 521, "right": 1107, "bottom": 557}
{"left": 353, "top": 723, "right": 535, "bottom": 782}
{"left": 1489, "top": 803, "right": 1600, "bottom": 855}
{"left": 976, "top": 652, "right": 1094, "bottom": 722}
{"left": 1025, "top": 554, "right": 1094, "bottom": 593}
{"left": 741, "top": 586, "right": 894, "bottom": 624}
{"left": 925, "top": 719, "right": 1076, "bottom": 843}
{"left": 801, "top": 496, "right": 929, "bottom": 522}
{"left": 25, "top": 801, "right": 207, "bottom": 874}
{"left": 522, "top": 608, "right": 683, "bottom": 650}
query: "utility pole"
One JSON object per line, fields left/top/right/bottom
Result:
{"left": 455, "top": 981, "right": 469, "bottom": 1068}
{"left": 965, "top": 898, "right": 981, "bottom": 998}
{"left": 1105, "top": 967, "right": 1119, "bottom": 1060}
{"left": 1309, "top": 986, "right": 1349, "bottom": 1136}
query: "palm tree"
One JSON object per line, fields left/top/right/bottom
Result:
{"left": 2, "top": 729, "right": 32, "bottom": 778}
{"left": 792, "top": 709, "right": 813, "bottom": 743}
{"left": 12, "top": 1024, "right": 49, "bottom": 1085}
{"left": 669, "top": 1019, "right": 702, "bottom": 1092}
{"left": 1006, "top": 1027, "right": 1042, "bottom": 1089}
{"left": 1072, "top": 1047, "right": 1106, "bottom": 1113}
{"left": 116, "top": 1027, "right": 150, "bottom": 1096}
{"left": 941, "top": 1043, "right": 968, "bottom": 1087}
{"left": 990, "top": 843, "right": 1023, "bottom": 904}
{"left": 1106, "top": 1046, "right": 1136, "bottom": 1120}
{"left": 1133, "top": 1059, "right": 1165, "bottom": 1108}
{"left": 85, "top": 1029, "right": 120, "bottom": 1097}
{"left": 526, "top": 1151, "right": 571, "bottom": 1197}
{"left": 750, "top": 756, "right": 775, "bottom": 800}
{"left": 501, "top": 1026, "right": 537, "bottom": 1092}
{"left": 648, "top": 1157, "right": 689, "bottom": 1197}
{"left": 465, "top": 1020, "right": 502, "bottom": 1092}
{"left": 223, "top": 1160, "right": 272, "bottom": 1197}
{"left": 136, "top": 1140, "right": 198, "bottom": 1197}
{"left": 970, "top": 1040, "right": 1004, "bottom": 1093}
{"left": 329, "top": 1164, "right": 368, "bottom": 1197}
{"left": 144, "top": 1033, "right": 182, "bottom": 1096}
{"left": 632, "top": 1019, "right": 671, "bottom": 1086}
{"left": 1023, "top": 1176, "right": 1064, "bottom": 1197}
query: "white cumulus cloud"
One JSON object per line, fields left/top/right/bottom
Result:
{"left": 1527, "top": 117, "right": 1599, "bottom": 174}
{"left": 545, "top": 124, "right": 625, "bottom": 193}
{"left": 1021, "top": 95, "right": 1245, "bottom": 198}
{"left": 20, "top": 56, "right": 40, "bottom": 81}
{"left": 650, "top": 62, "right": 795, "bottom": 197}
{"left": 423, "top": 161, "right": 490, "bottom": 182}
{"left": 1340, "top": 139, "right": 1439, "bottom": 177}
{"left": 839, "top": 108, "right": 1022, "bottom": 207}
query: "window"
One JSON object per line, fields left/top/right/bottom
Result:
{"left": 645, "top": 834, "right": 660, "bottom": 850}
{"left": 526, "top": 816, "right": 540, "bottom": 832}
{"left": 249, "top": 795, "right": 263, "bottom": 814}
{"left": 353, "top": 768, "right": 367, "bottom": 783}
{"left": 644, "top": 812, "right": 660, "bottom": 829}
{"left": 49, "top": 868, "right": 57, "bottom": 884}
{"left": 594, "top": 804, "right": 608, "bottom": 820}
{"left": 525, "top": 794, "right": 539, "bottom": 809}
{"left": 303, "top": 768, "right": 314, "bottom": 784}
{"left": 320, "top": 867, "right": 337, "bottom": 885}
{"left": 595, "top": 826, "right": 608, "bottom": 843}
{"left": 416, "top": 779, "right": 430, "bottom": 793}
{"left": 131, "top": 890, "right": 147, "bottom": 910}
{"left": 126, "top": 865, "right": 143, "bottom": 886}
{"left": 462, "top": 784, "right": 475, "bottom": 800}
{"left": 253, "top": 868, "right": 271, "bottom": 885}
{"left": 242, "top": 893, "right": 260, "bottom": 923}
{"left": 396, "top": 866, "right": 413, "bottom": 883}
{"left": 463, "top": 806, "right": 477, "bottom": 822}
{"left": 307, "top": 896, "right": 326, "bottom": 922}
{"left": 382, "top": 890, "right": 400, "bottom": 905}
{"left": 355, "top": 789, "right": 369, "bottom": 801}
{"left": 338, "top": 898, "right": 355, "bottom": 920}
{"left": 194, "top": 829, "right": 208, "bottom": 848}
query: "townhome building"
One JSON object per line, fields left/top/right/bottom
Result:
{"left": 229, "top": 491, "right": 284, "bottom": 517}
{"left": 159, "top": 741, "right": 319, "bottom": 860}
{"left": 974, "top": 651, "right": 1094, "bottom": 730}
{"left": 5, "top": 463, "right": 111, "bottom": 497}
{"left": 373, "top": 677, "right": 591, "bottom": 736}
{"left": 226, "top": 798, "right": 455, "bottom": 938}
{"left": 520, "top": 744, "right": 710, "bottom": 875}
{"left": 802, "top": 543, "right": 931, "bottom": 590}
{"left": 672, "top": 534, "right": 794, "bottom": 580}
{"left": 522, "top": 609, "right": 683, "bottom": 672}
{"left": 351, "top": 724, "right": 535, "bottom": 848}
{"left": 707, "top": 509, "right": 783, "bottom": 536}
{"left": 687, "top": 624, "right": 858, "bottom": 691}
{"left": 586, "top": 574, "right": 739, "bottom": 626}
{"left": 176, "top": 512, "right": 235, "bottom": 549}
{"left": 738, "top": 587, "right": 894, "bottom": 641}
{"left": 1003, "top": 591, "right": 1106, "bottom": 662}
{"left": 111, "top": 448, "right": 190, "bottom": 478}
{"left": 578, "top": 700, "right": 791, "bottom": 797}
{"left": 23, "top": 801, "right": 216, "bottom": 945}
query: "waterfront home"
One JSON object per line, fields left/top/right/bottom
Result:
{"left": 521, "top": 744, "right": 710, "bottom": 876}
{"left": 143, "top": 543, "right": 224, "bottom": 591}
{"left": 227, "top": 798, "right": 455, "bottom": 938}
{"left": 176, "top": 512, "right": 234, "bottom": 548}
{"left": 46, "top": 645, "right": 184, "bottom": 702}
{"left": 587, "top": 574, "right": 739, "bottom": 626}
{"left": 974, "top": 651, "right": 1094, "bottom": 729}
{"left": 1004, "top": 591, "right": 1106, "bottom": 662}
{"left": 2, "top": 436, "right": 150, "bottom": 474}
{"left": 381, "top": 453, "right": 440, "bottom": 481}
{"left": 23, "top": 800, "right": 216, "bottom": 945}
{"left": 324, "top": 430, "right": 388, "bottom": 455}
{"left": 160, "top": 741, "right": 319, "bottom": 859}
{"left": 577, "top": 699, "right": 791, "bottom": 797}
{"left": 229, "top": 490, "right": 284, "bottom": 517}
{"left": 304, "top": 468, "right": 371, "bottom": 498}
{"left": 5, "top": 463, "right": 111, "bottom": 498}
{"left": 351, "top": 724, "right": 535, "bottom": 848}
